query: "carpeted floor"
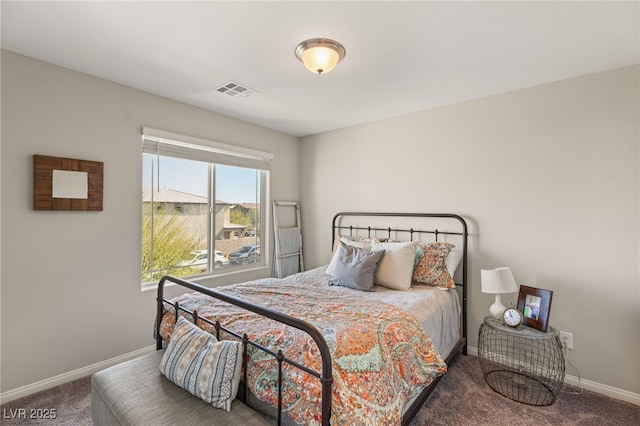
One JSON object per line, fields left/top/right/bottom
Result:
{"left": 1, "top": 355, "right": 638, "bottom": 425}
{"left": 411, "top": 355, "right": 639, "bottom": 425}
{"left": 1, "top": 375, "right": 91, "bottom": 425}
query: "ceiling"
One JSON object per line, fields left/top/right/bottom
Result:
{"left": 2, "top": 1, "right": 638, "bottom": 137}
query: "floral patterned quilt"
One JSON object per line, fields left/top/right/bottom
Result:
{"left": 159, "top": 273, "right": 447, "bottom": 425}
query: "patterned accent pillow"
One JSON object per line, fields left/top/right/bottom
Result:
{"left": 160, "top": 316, "right": 243, "bottom": 412}
{"left": 413, "top": 244, "right": 462, "bottom": 278}
{"left": 412, "top": 242, "right": 455, "bottom": 288}
{"left": 328, "top": 241, "right": 385, "bottom": 291}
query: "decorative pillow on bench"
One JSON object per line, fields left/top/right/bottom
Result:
{"left": 159, "top": 316, "right": 243, "bottom": 412}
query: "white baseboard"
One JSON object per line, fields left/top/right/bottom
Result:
{"left": 2, "top": 344, "right": 638, "bottom": 407}
{"left": 0, "top": 344, "right": 156, "bottom": 405}
{"left": 466, "top": 345, "right": 639, "bottom": 406}
{"left": 562, "top": 374, "right": 640, "bottom": 406}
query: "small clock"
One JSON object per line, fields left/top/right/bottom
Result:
{"left": 503, "top": 307, "right": 523, "bottom": 327}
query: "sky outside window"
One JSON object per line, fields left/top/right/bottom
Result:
{"left": 142, "top": 154, "right": 259, "bottom": 203}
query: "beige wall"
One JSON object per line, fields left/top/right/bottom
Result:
{"left": 301, "top": 66, "right": 640, "bottom": 394}
{"left": 2, "top": 49, "right": 638, "bottom": 399}
{"left": 0, "top": 50, "right": 300, "bottom": 392}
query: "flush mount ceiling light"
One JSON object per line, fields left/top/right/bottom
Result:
{"left": 295, "top": 38, "right": 346, "bottom": 75}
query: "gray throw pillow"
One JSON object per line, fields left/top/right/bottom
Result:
{"left": 328, "top": 241, "right": 384, "bottom": 291}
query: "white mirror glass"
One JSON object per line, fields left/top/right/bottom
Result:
{"left": 52, "top": 169, "right": 88, "bottom": 199}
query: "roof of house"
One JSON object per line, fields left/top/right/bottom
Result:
{"left": 223, "top": 224, "right": 247, "bottom": 230}
{"left": 232, "top": 203, "right": 258, "bottom": 210}
{"left": 142, "top": 188, "right": 207, "bottom": 204}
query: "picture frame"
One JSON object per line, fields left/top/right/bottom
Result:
{"left": 517, "top": 285, "right": 553, "bottom": 332}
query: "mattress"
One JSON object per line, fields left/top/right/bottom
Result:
{"left": 282, "top": 266, "right": 461, "bottom": 357}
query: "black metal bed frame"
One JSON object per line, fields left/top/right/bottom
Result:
{"left": 155, "top": 212, "right": 468, "bottom": 426}
{"left": 331, "top": 212, "right": 468, "bottom": 425}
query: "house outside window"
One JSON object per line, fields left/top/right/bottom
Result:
{"left": 141, "top": 128, "right": 272, "bottom": 286}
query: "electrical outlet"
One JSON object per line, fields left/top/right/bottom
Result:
{"left": 560, "top": 331, "right": 573, "bottom": 350}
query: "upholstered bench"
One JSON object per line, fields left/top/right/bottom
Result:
{"left": 91, "top": 350, "right": 274, "bottom": 426}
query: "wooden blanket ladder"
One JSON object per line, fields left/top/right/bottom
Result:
{"left": 272, "top": 200, "right": 304, "bottom": 278}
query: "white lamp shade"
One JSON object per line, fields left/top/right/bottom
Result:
{"left": 481, "top": 267, "right": 518, "bottom": 319}
{"left": 481, "top": 267, "right": 518, "bottom": 294}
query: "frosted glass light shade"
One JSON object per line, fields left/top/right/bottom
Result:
{"left": 481, "top": 267, "right": 518, "bottom": 319}
{"left": 295, "top": 38, "right": 346, "bottom": 75}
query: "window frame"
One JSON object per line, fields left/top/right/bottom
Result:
{"left": 141, "top": 128, "right": 272, "bottom": 288}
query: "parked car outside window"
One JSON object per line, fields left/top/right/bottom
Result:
{"left": 213, "top": 250, "right": 226, "bottom": 269}
{"left": 228, "top": 244, "right": 260, "bottom": 265}
{"left": 179, "top": 250, "right": 226, "bottom": 272}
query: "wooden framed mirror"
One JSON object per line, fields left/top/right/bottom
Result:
{"left": 33, "top": 155, "right": 103, "bottom": 211}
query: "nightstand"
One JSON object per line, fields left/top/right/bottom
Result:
{"left": 478, "top": 316, "right": 565, "bottom": 406}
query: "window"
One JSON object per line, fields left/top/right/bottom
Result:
{"left": 141, "top": 128, "right": 272, "bottom": 285}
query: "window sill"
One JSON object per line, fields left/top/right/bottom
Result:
{"left": 141, "top": 264, "right": 270, "bottom": 293}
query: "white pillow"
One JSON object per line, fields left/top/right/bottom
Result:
{"left": 371, "top": 241, "right": 419, "bottom": 290}
{"left": 445, "top": 249, "right": 462, "bottom": 278}
{"left": 326, "top": 236, "right": 377, "bottom": 276}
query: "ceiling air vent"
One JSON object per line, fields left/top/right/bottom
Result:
{"left": 215, "top": 81, "right": 258, "bottom": 98}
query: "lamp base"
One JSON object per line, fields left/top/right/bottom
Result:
{"left": 489, "top": 294, "right": 506, "bottom": 319}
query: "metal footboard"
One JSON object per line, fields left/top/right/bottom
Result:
{"left": 155, "top": 275, "right": 333, "bottom": 425}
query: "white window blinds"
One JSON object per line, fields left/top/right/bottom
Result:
{"left": 142, "top": 127, "right": 273, "bottom": 170}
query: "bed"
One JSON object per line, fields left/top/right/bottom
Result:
{"left": 155, "top": 212, "right": 468, "bottom": 425}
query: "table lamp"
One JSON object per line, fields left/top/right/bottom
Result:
{"left": 481, "top": 267, "right": 518, "bottom": 319}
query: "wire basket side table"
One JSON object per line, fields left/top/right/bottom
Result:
{"left": 478, "top": 316, "right": 565, "bottom": 406}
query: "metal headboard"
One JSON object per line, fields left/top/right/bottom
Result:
{"left": 331, "top": 212, "right": 469, "bottom": 353}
